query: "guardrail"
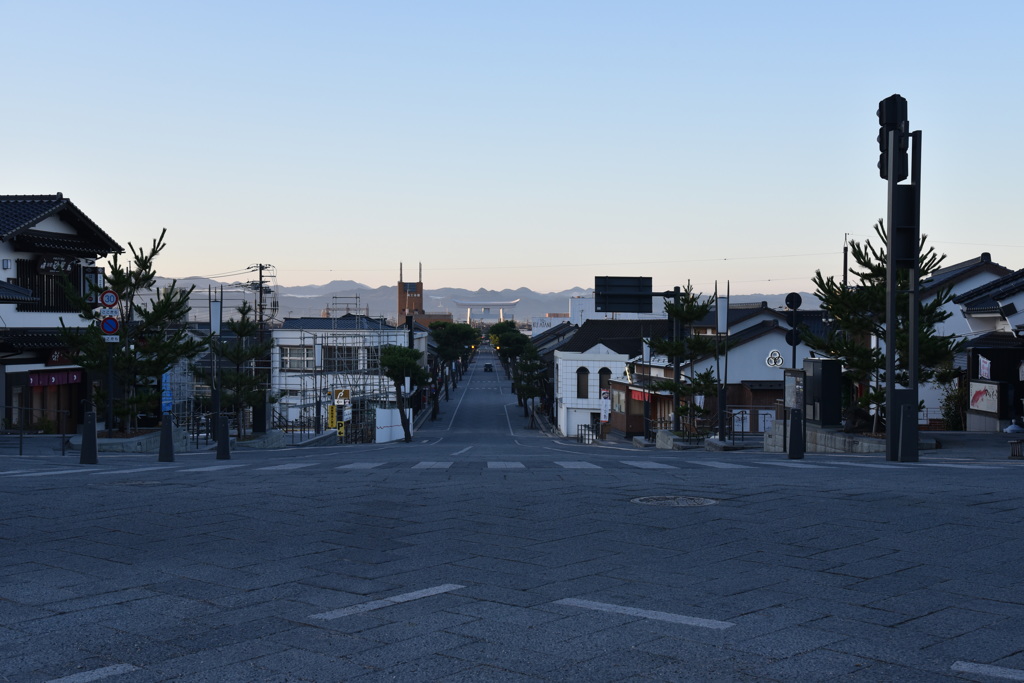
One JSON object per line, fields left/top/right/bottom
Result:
{"left": 0, "top": 404, "right": 70, "bottom": 456}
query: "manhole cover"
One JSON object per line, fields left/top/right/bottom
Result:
{"left": 630, "top": 495, "right": 718, "bottom": 507}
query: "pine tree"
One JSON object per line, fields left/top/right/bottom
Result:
{"left": 211, "top": 301, "right": 274, "bottom": 439}
{"left": 379, "top": 345, "right": 430, "bottom": 442}
{"left": 62, "top": 228, "right": 208, "bottom": 434}
{"left": 647, "top": 284, "right": 717, "bottom": 432}
{"left": 514, "top": 343, "right": 547, "bottom": 423}
{"left": 802, "top": 219, "right": 958, "bottom": 426}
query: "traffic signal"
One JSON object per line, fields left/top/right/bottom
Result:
{"left": 877, "top": 94, "right": 909, "bottom": 181}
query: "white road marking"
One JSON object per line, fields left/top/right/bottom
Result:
{"left": 452, "top": 446, "right": 472, "bottom": 456}
{"left": 689, "top": 461, "right": 752, "bottom": 469}
{"left": 255, "top": 463, "right": 318, "bottom": 471}
{"left": 756, "top": 461, "right": 833, "bottom": 469}
{"left": 90, "top": 466, "right": 176, "bottom": 475}
{"left": 555, "top": 598, "right": 733, "bottom": 630}
{"left": 179, "top": 464, "right": 248, "bottom": 472}
{"left": 413, "top": 461, "right": 454, "bottom": 469}
{"left": 951, "top": 661, "right": 1024, "bottom": 681}
{"left": 920, "top": 463, "right": 1004, "bottom": 470}
{"left": 310, "top": 584, "right": 464, "bottom": 620}
{"left": 47, "top": 663, "right": 140, "bottom": 682}
{"left": 830, "top": 462, "right": 908, "bottom": 469}
{"left": 337, "top": 462, "right": 385, "bottom": 469}
{"left": 488, "top": 461, "right": 526, "bottom": 469}
{"left": 555, "top": 461, "right": 601, "bottom": 469}
{"left": 622, "top": 461, "right": 678, "bottom": 469}
{"left": 12, "top": 469, "right": 90, "bottom": 477}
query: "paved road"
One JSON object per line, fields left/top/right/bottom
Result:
{"left": 2, "top": 350, "right": 1024, "bottom": 681}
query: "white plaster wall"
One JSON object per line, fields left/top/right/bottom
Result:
{"left": 554, "top": 347, "right": 628, "bottom": 436}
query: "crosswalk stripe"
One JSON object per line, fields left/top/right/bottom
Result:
{"left": 413, "top": 461, "right": 454, "bottom": 469}
{"left": 919, "top": 463, "right": 1004, "bottom": 470}
{"left": 12, "top": 468, "right": 90, "bottom": 477}
{"left": 90, "top": 466, "right": 177, "bottom": 475}
{"left": 488, "top": 461, "right": 526, "bottom": 469}
{"left": 622, "top": 461, "right": 678, "bottom": 469}
{"left": 337, "top": 462, "right": 385, "bottom": 469}
{"left": 555, "top": 461, "right": 601, "bottom": 469}
{"left": 256, "top": 463, "right": 318, "bottom": 471}
{"left": 690, "top": 461, "right": 753, "bottom": 469}
{"left": 180, "top": 464, "right": 248, "bottom": 472}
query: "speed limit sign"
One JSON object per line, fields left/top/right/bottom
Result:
{"left": 100, "top": 290, "right": 119, "bottom": 308}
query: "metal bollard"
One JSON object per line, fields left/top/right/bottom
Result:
{"left": 80, "top": 411, "right": 98, "bottom": 465}
{"left": 158, "top": 418, "right": 175, "bottom": 462}
{"left": 216, "top": 416, "right": 230, "bottom": 460}
{"left": 787, "top": 408, "right": 805, "bottom": 460}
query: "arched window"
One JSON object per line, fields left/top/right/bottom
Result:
{"left": 598, "top": 367, "right": 612, "bottom": 391}
{"left": 576, "top": 367, "right": 590, "bottom": 399}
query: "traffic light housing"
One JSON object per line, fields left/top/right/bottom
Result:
{"left": 877, "top": 94, "right": 909, "bottom": 181}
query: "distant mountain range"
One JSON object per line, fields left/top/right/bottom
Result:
{"left": 158, "top": 277, "right": 818, "bottom": 324}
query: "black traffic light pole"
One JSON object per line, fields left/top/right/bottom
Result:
{"left": 878, "top": 94, "right": 922, "bottom": 462}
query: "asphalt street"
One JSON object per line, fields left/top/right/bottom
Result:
{"left": 2, "top": 349, "right": 1024, "bottom": 681}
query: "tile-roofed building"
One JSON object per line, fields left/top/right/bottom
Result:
{"left": 0, "top": 193, "right": 124, "bottom": 435}
{"left": 0, "top": 193, "right": 122, "bottom": 256}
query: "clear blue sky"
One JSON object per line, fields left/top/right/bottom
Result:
{"left": 3, "top": 1, "right": 1021, "bottom": 296}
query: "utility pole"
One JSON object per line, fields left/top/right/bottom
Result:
{"left": 250, "top": 263, "right": 272, "bottom": 433}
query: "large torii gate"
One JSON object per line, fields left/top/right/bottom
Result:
{"left": 451, "top": 299, "right": 520, "bottom": 324}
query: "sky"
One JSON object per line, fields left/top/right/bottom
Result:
{"left": 3, "top": 1, "right": 1022, "bottom": 297}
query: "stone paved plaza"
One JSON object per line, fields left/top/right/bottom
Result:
{"left": 2, "top": 363, "right": 1024, "bottom": 681}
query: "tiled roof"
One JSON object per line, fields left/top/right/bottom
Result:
{"left": 0, "top": 194, "right": 122, "bottom": 255}
{"left": 961, "top": 330, "right": 1023, "bottom": 349}
{"left": 557, "top": 319, "right": 673, "bottom": 355}
{"left": 0, "top": 281, "right": 37, "bottom": 304}
{"left": 280, "top": 314, "right": 396, "bottom": 331}
{"left": 953, "top": 269, "right": 1024, "bottom": 313}
{"left": 0, "top": 327, "right": 67, "bottom": 350}
{"left": 921, "top": 252, "right": 1012, "bottom": 298}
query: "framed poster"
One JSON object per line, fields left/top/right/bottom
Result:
{"left": 969, "top": 381, "right": 999, "bottom": 414}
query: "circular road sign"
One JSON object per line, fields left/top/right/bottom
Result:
{"left": 785, "top": 292, "right": 802, "bottom": 310}
{"left": 100, "top": 317, "right": 120, "bottom": 335}
{"left": 100, "top": 290, "right": 119, "bottom": 308}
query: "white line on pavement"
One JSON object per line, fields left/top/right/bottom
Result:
{"left": 90, "top": 466, "right": 177, "bottom": 475}
{"left": 255, "top": 463, "right": 318, "bottom": 471}
{"left": 336, "top": 462, "right": 385, "bottom": 469}
{"left": 830, "top": 462, "right": 908, "bottom": 469}
{"left": 310, "top": 584, "right": 465, "bottom": 620}
{"left": 555, "top": 461, "right": 601, "bottom": 469}
{"left": 413, "top": 462, "right": 454, "bottom": 469}
{"left": 951, "top": 661, "right": 1024, "bottom": 681}
{"left": 756, "top": 461, "right": 833, "bottom": 469}
{"left": 47, "top": 663, "right": 140, "bottom": 683}
{"left": 452, "top": 446, "right": 472, "bottom": 456}
{"left": 689, "top": 461, "right": 753, "bottom": 469}
{"left": 621, "top": 461, "right": 678, "bottom": 469}
{"left": 920, "top": 463, "right": 1005, "bottom": 470}
{"left": 555, "top": 598, "right": 734, "bottom": 630}
{"left": 179, "top": 464, "right": 248, "bottom": 472}
{"left": 12, "top": 469, "right": 90, "bottom": 477}
{"left": 488, "top": 461, "right": 526, "bottom": 469}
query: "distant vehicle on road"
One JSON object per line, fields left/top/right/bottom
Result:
{"left": 483, "top": 363, "right": 494, "bottom": 372}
